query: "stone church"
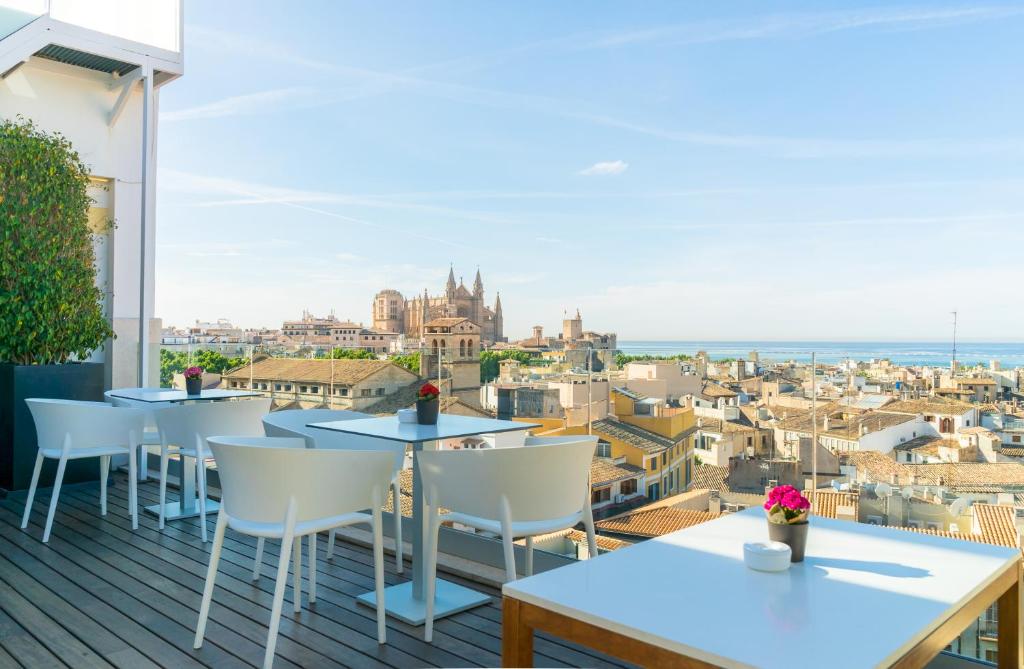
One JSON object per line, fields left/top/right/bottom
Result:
{"left": 372, "top": 267, "right": 505, "bottom": 344}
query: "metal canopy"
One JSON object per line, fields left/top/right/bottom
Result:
{"left": 34, "top": 44, "right": 138, "bottom": 75}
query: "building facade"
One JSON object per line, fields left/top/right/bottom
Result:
{"left": 372, "top": 267, "right": 504, "bottom": 344}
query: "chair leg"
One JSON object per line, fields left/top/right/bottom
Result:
{"left": 197, "top": 457, "right": 208, "bottom": 543}
{"left": 42, "top": 456, "right": 68, "bottom": 543}
{"left": 501, "top": 531, "right": 517, "bottom": 583}
{"left": 392, "top": 479, "right": 403, "bottom": 574}
{"left": 158, "top": 448, "right": 169, "bottom": 530}
{"left": 424, "top": 508, "right": 440, "bottom": 643}
{"left": 21, "top": 453, "right": 44, "bottom": 530}
{"left": 307, "top": 533, "right": 317, "bottom": 604}
{"left": 525, "top": 536, "right": 534, "bottom": 577}
{"left": 138, "top": 443, "right": 148, "bottom": 482}
{"left": 253, "top": 537, "right": 265, "bottom": 581}
{"left": 194, "top": 510, "right": 228, "bottom": 649}
{"left": 292, "top": 533, "right": 302, "bottom": 613}
{"left": 265, "top": 503, "right": 296, "bottom": 669}
{"left": 372, "top": 503, "right": 386, "bottom": 644}
{"left": 99, "top": 455, "right": 110, "bottom": 516}
{"left": 128, "top": 447, "right": 138, "bottom": 530}
{"left": 326, "top": 529, "right": 335, "bottom": 559}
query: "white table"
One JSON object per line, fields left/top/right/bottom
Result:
{"left": 108, "top": 388, "right": 261, "bottom": 521}
{"left": 502, "top": 508, "right": 1022, "bottom": 668}
{"left": 309, "top": 414, "right": 538, "bottom": 625}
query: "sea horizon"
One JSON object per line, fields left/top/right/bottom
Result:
{"left": 616, "top": 340, "right": 1024, "bottom": 368}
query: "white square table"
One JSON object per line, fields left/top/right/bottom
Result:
{"left": 108, "top": 388, "right": 261, "bottom": 521}
{"left": 502, "top": 508, "right": 1022, "bottom": 668}
{"left": 309, "top": 414, "right": 539, "bottom": 625}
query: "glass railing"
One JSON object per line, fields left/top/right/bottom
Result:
{"left": 0, "top": 1, "right": 43, "bottom": 40}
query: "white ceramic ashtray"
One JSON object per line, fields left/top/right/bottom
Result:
{"left": 397, "top": 408, "right": 417, "bottom": 423}
{"left": 744, "top": 541, "right": 792, "bottom": 572}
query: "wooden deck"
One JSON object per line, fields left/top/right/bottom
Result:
{"left": 0, "top": 471, "right": 631, "bottom": 668}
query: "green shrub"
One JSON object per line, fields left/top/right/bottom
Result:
{"left": 0, "top": 118, "right": 113, "bottom": 364}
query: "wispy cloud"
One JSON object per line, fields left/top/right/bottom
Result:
{"left": 160, "top": 87, "right": 318, "bottom": 122}
{"left": 587, "top": 6, "right": 1024, "bottom": 49}
{"left": 580, "top": 160, "right": 629, "bottom": 176}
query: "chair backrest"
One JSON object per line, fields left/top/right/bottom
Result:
{"left": 155, "top": 398, "right": 272, "bottom": 452}
{"left": 524, "top": 435, "right": 597, "bottom": 447}
{"left": 208, "top": 436, "right": 394, "bottom": 525}
{"left": 27, "top": 398, "right": 146, "bottom": 452}
{"left": 264, "top": 409, "right": 406, "bottom": 471}
{"left": 418, "top": 437, "right": 598, "bottom": 523}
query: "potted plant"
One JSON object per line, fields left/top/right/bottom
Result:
{"left": 0, "top": 118, "right": 113, "bottom": 492}
{"left": 416, "top": 382, "right": 440, "bottom": 425}
{"left": 764, "top": 485, "right": 811, "bottom": 562}
{"left": 184, "top": 366, "right": 204, "bottom": 395}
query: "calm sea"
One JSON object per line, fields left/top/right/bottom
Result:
{"left": 616, "top": 341, "right": 1024, "bottom": 368}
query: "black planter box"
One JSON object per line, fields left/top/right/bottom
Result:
{"left": 0, "top": 362, "right": 105, "bottom": 492}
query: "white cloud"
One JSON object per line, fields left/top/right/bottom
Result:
{"left": 580, "top": 160, "right": 629, "bottom": 176}
{"left": 160, "top": 87, "right": 318, "bottom": 122}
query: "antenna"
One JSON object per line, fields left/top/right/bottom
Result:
{"left": 951, "top": 310, "right": 958, "bottom": 373}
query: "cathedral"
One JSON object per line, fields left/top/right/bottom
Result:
{"left": 372, "top": 267, "right": 505, "bottom": 344}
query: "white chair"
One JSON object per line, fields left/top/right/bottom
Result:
{"left": 194, "top": 437, "right": 394, "bottom": 669}
{"left": 262, "top": 408, "right": 406, "bottom": 573}
{"left": 419, "top": 437, "right": 599, "bottom": 642}
{"left": 105, "top": 389, "right": 164, "bottom": 482}
{"left": 21, "top": 399, "right": 145, "bottom": 543}
{"left": 154, "top": 398, "right": 271, "bottom": 541}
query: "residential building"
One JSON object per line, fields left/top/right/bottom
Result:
{"left": 623, "top": 360, "right": 702, "bottom": 404}
{"left": 221, "top": 357, "right": 418, "bottom": 411}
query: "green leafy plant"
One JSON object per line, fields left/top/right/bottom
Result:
{"left": 0, "top": 118, "right": 114, "bottom": 364}
{"left": 479, "top": 349, "right": 534, "bottom": 382}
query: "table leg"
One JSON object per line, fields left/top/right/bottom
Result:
{"left": 998, "top": 563, "right": 1021, "bottom": 669}
{"left": 412, "top": 440, "right": 426, "bottom": 599}
{"left": 502, "top": 597, "right": 534, "bottom": 667}
{"left": 143, "top": 452, "right": 220, "bottom": 520}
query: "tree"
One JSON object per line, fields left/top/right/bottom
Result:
{"left": 0, "top": 118, "right": 114, "bottom": 364}
{"left": 159, "top": 348, "right": 246, "bottom": 387}
{"left": 615, "top": 352, "right": 693, "bottom": 367}
{"left": 480, "top": 350, "right": 534, "bottom": 382}
{"left": 390, "top": 352, "right": 421, "bottom": 374}
{"left": 326, "top": 348, "right": 376, "bottom": 360}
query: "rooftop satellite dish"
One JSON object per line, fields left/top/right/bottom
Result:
{"left": 902, "top": 487, "right": 913, "bottom": 500}
{"left": 949, "top": 497, "right": 967, "bottom": 517}
{"left": 875, "top": 482, "right": 892, "bottom": 497}
{"left": 831, "top": 479, "right": 842, "bottom": 491}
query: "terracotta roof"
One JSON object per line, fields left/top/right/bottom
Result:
{"left": 591, "top": 418, "right": 673, "bottom": 454}
{"left": 845, "top": 451, "right": 1024, "bottom": 489}
{"left": 591, "top": 458, "right": 644, "bottom": 487}
{"left": 695, "top": 417, "right": 758, "bottom": 434}
{"left": 518, "top": 529, "right": 629, "bottom": 553}
{"left": 701, "top": 382, "right": 737, "bottom": 399}
{"left": 973, "top": 503, "right": 1019, "bottom": 549}
{"left": 1002, "top": 447, "right": 1024, "bottom": 458}
{"left": 881, "top": 396, "right": 975, "bottom": 417}
{"left": 778, "top": 409, "right": 914, "bottom": 440}
{"left": 595, "top": 507, "right": 720, "bottom": 539}
{"left": 223, "top": 358, "right": 413, "bottom": 386}
{"left": 690, "top": 463, "right": 729, "bottom": 492}
{"left": 612, "top": 387, "right": 647, "bottom": 401}
{"left": 811, "top": 490, "right": 859, "bottom": 520}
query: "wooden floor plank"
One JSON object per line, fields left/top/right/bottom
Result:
{"left": 0, "top": 600, "right": 68, "bottom": 669}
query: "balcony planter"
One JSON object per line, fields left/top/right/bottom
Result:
{"left": 416, "top": 398, "right": 440, "bottom": 425}
{"left": 0, "top": 120, "right": 115, "bottom": 492}
{"left": 0, "top": 363, "right": 105, "bottom": 492}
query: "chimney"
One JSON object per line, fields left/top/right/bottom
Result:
{"left": 823, "top": 414, "right": 830, "bottom": 432}
{"left": 890, "top": 473, "right": 898, "bottom": 485}
{"left": 708, "top": 490, "right": 721, "bottom": 514}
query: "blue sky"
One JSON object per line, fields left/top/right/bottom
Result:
{"left": 155, "top": 1, "right": 1024, "bottom": 341}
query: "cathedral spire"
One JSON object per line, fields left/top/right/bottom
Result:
{"left": 446, "top": 265, "right": 456, "bottom": 298}
{"left": 473, "top": 267, "right": 483, "bottom": 296}
{"left": 494, "top": 291, "right": 502, "bottom": 313}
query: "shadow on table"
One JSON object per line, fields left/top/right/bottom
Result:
{"left": 809, "top": 556, "right": 932, "bottom": 578}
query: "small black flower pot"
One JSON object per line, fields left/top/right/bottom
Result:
{"left": 185, "top": 377, "right": 202, "bottom": 396}
{"left": 768, "top": 520, "right": 809, "bottom": 562}
{"left": 416, "top": 398, "right": 439, "bottom": 425}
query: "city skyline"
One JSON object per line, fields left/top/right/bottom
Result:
{"left": 155, "top": 1, "right": 1024, "bottom": 340}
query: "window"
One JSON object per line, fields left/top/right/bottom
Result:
{"left": 310, "top": 386, "right": 319, "bottom": 394}
{"left": 620, "top": 479, "right": 637, "bottom": 495}
{"left": 361, "top": 389, "right": 371, "bottom": 397}
{"left": 300, "top": 386, "right": 308, "bottom": 393}
{"left": 275, "top": 384, "right": 282, "bottom": 391}
{"left": 285, "top": 384, "right": 292, "bottom": 391}
{"left": 591, "top": 487, "right": 611, "bottom": 504}
{"left": 376, "top": 387, "right": 385, "bottom": 396}
{"left": 661, "top": 452, "right": 667, "bottom": 466}
{"left": 649, "top": 458, "right": 657, "bottom": 471}
{"left": 747, "top": 436, "right": 753, "bottom": 446}
{"left": 1014, "top": 436, "right": 1021, "bottom": 443}
{"left": 230, "top": 381, "right": 237, "bottom": 388}
{"left": 596, "top": 441, "right": 611, "bottom": 457}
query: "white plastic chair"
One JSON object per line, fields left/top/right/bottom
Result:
{"left": 262, "top": 408, "right": 406, "bottom": 573}
{"left": 21, "top": 399, "right": 145, "bottom": 543}
{"left": 419, "top": 437, "right": 599, "bottom": 642}
{"left": 153, "top": 398, "right": 271, "bottom": 541}
{"left": 194, "top": 437, "right": 394, "bottom": 669}
{"left": 105, "top": 389, "right": 164, "bottom": 482}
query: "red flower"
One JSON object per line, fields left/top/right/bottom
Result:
{"left": 418, "top": 382, "right": 440, "bottom": 401}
